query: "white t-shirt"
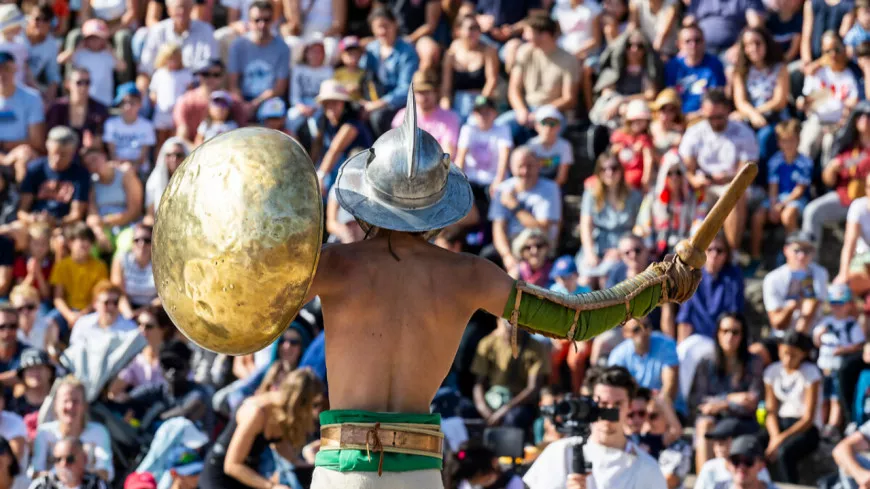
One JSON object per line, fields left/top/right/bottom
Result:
{"left": 69, "top": 312, "right": 137, "bottom": 346}
{"left": 762, "top": 263, "right": 829, "bottom": 336}
{"left": 802, "top": 66, "right": 859, "bottom": 124}
{"left": 523, "top": 437, "right": 667, "bottom": 489}
{"left": 763, "top": 361, "right": 824, "bottom": 428}
{"left": 72, "top": 49, "right": 116, "bottom": 107}
{"left": 814, "top": 316, "right": 865, "bottom": 371}
{"left": 528, "top": 136, "right": 574, "bottom": 181}
{"left": 695, "top": 457, "right": 772, "bottom": 489}
{"left": 17, "top": 317, "right": 50, "bottom": 350}
{"left": 0, "top": 38, "right": 29, "bottom": 86}
{"left": 90, "top": 0, "right": 125, "bottom": 20}
{"left": 149, "top": 67, "right": 194, "bottom": 113}
{"left": 678, "top": 120, "right": 759, "bottom": 177}
{"left": 103, "top": 116, "right": 157, "bottom": 162}
{"left": 457, "top": 123, "right": 513, "bottom": 185}
{"left": 0, "top": 411, "right": 29, "bottom": 489}
{"left": 847, "top": 197, "right": 870, "bottom": 254}
{"left": 290, "top": 65, "right": 334, "bottom": 106}
{"left": 32, "top": 421, "right": 114, "bottom": 481}
{"left": 552, "top": 0, "right": 602, "bottom": 55}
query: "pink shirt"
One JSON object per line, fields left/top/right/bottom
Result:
{"left": 391, "top": 107, "right": 461, "bottom": 155}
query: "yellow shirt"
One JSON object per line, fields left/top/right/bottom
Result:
{"left": 49, "top": 257, "right": 109, "bottom": 310}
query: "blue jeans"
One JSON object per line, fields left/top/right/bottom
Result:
{"left": 453, "top": 90, "right": 480, "bottom": 124}
{"left": 757, "top": 123, "right": 778, "bottom": 170}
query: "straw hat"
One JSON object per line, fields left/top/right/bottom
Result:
{"left": 651, "top": 88, "right": 682, "bottom": 112}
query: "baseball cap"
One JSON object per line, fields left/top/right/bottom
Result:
{"left": 472, "top": 95, "right": 495, "bottom": 111}
{"left": 412, "top": 70, "right": 438, "bottom": 92}
{"left": 785, "top": 230, "right": 816, "bottom": 248}
{"left": 777, "top": 329, "right": 813, "bottom": 352}
{"left": 534, "top": 105, "right": 564, "bottom": 125}
{"left": 124, "top": 472, "right": 157, "bottom": 489}
{"left": 16, "top": 348, "right": 51, "bottom": 376}
{"left": 549, "top": 255, "right": 578, "bottom": 280}
{"left": 209, "top": 90, "right": 233, "bottom": 106}
{"left": 829, "top": 283, "right": 853, "bottom": 304}
{"left": 705, "top": 417, "right": 758, "bottom": 440}
{"left": 339, "top": 36, "right": 361, "bottom": 52}
{"left": 257, "top": 97, "right": 287, "bottom": 121}
{"left": 193, "top": 58, "right": 224, "bottom": 75}
{"left": 168, "top": 449, "right": 204, "bottom": 476}
{"left": 729, "top": 435, "right": 763, "bottom": 459}
{"left": 113, "top": 82, "right": 141, "bottom": 106}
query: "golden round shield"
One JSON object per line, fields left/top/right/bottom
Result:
{"left": 152, "top": 128, "right": 323, "bottom": 355}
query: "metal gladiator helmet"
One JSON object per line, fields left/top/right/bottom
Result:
{"left": 334, "top": 84, "right": 473, "bottom": 233}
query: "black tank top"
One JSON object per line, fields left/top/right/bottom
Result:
{"left": 201, "top": 416, "right": 278, "bottom": 489}
{"left": 453, "top": 67, "right": 486, "bottom": 92}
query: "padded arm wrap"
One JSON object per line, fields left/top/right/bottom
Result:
{"left": 500, "top": 262, "right": 673, "bottom": 357}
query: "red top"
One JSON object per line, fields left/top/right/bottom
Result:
{"left": 610, "top": 130, "right": 652, "bottom": 190}
{"left": 834, "top": 146, "right": 870, "bottom": 206}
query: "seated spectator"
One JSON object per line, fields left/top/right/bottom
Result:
{"left": 193, "top": 91, "right": 238, "bottom": 145}
{"left": 25, "top": 4, "right": 61, "bottom": 106}
{"left": 635, "top": 151, "right": 706, "bottom": 259}
{"left": 8, "top": 348, "right": 53, "bottom": 432}
{"left": 286, "top": 36, "right": 333, "bottom": 136}
{"left": 691, "top": 313, "right": 763, "bottom": 470}
{"left": 665, "top": 25, "right": 726, "bottom": 121}
{"left": 524, "top": 366, "right": 667, "bottom": 489}
{"left": 680, "top": 89, "right": 758, "bottom": 254}
{"left": 103, "top": 83, "right": 156, "bottom": 177}
{"left": 12, "top": 223, "right": 53, "bottom": 302}
{"left": 629, "top": 0, "right": 679, "bottom": 59}
{"left": 256, "top": 97, "right": 289, "bottom": 133}
{"left": 695, "top": 418, "right": 772, "bottom": 489}
{"left": 148, "top": 42, "right": 193, "bottom": 147}
{"left": 144, "top": 138, "right": 190, "bottom": 223}
{"left": 392, "top": 70, "right": 460, "bottom": 157}
{"left": 759, "top": 231, "right": 828, "bottom": 363}
{"left": 610, "top": 99, "right": 654, "bottom": 191}
{"left": 17, "top": 127, "right": 89, "bottom": 226}
{"left": 489, "top": 146, "right": 561, "bottom": 272}
{"left": 799, "top": 0, "right": 854, "bottom": 68}
{"left": 68, "top": 281, "right": 137, "bottom": 346}
{"left": 82, "top": 147, "right": 143, "bottom": 241}
{"left": 9, "top": 285, "right": 57, "bottom": 352}
{"left": 471, "top": 318, "right": 550, "bottom": 430}
{"left": 334, "top": 37, "right": 365, "bottom": 102}
{"left": 732, "top": 26, "right": 789, "bottom": 168}
{"left": 764, "top": 0, "right": 801, "bottom": 62}
{"left": 508, "top": 228, "right": 553, "bottom": 286}
{"left": 649, "top": 88, "right": 685, "bottom": 157}
{"left": 840, "top": 173, "right": 870, "bottom": 297}
{"left": 32, "top": 376, "right": 113, "bottom": 481}
{"left": 757, "top": 121, "right": 812, "bottom": 247}
{"left": 798, "top": 31, "right": 858, "bottom": 163}
{"left": 47, "top": 223, "right": 108, "bottom": 338}
{"left": 439, "top": 15, "right": 499, "bottom": 122}
{"left": 578, "top": 154, "right": 643, "bottom": 288}
{"left": 455, "top": 96, "right": 513, "bottom": 209}
{"left": 845, "top": 0, "right": 870, "bottom": 58}
{"left": 44, "top": 67, "right": 109, "bottom": 151}
{"left": 359, "top": 7, "right": 419, "bottom": 137}
{"left": 127, "top": 339, "right": 214, "bottom": 434}
{"left": 449, "top": 443, "right": 523, "bottom": 489}
{"left": 30, "top": 436, "right": 110, "bottom": 489}
{"left": 527, "top": 106, "right": 573, "bottom": 187}
{"left": 0, "top": 304, "right": 24, "bottom": 390}
{"left": 173, "top": 59, "right": 246, "bottom": 143}
{"left": 625, "top": 387, "right": 658, "bottom": 452}
{"left": 600, "top": 0, "right": 630, "bottom": 44}
{"left": 683, "top": 0, "right": 764, "bottom": 55}
{"left": 497, "top": 12, "right": 578, "bottom": 145}
{"left": 609, "top": 317, "right": 681, "bottom": 412}
{"left": 643, "top": 395, "right": 691, "bottom": 489}
{"left": 113, "top": 307, "right": 172, "bottom": 395}
{"left": 762, "top": 330, "right": 822, "bottom": 483}
{"left": 590, "top": 28, "right": 663, "bottom": 127}
{"left": 719, "top": 435, "right": 776, "bottom": 489}
{"left": 57, "top": 19, "right": 126, "bottom": 108}
{"left": 111, "top": 224, "right": 157, "bottom": 319}
{"left": 830, "top": 396, "right": 870, "bottom": 489}
{"left": 0, "top": 51, "right": 44, "bottom": 183}
{"left": 813, "top": 283, "right": 864, "bottom": 440}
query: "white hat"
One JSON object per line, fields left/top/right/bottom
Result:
{"left": 534, "top": 105, "right": 564, "bottom": 125}
{"left": 625, "top": 99, "right": 652, "bottom": 121}
{"left": 0, "top": 5, "right": 24, "bottom": 33}
{"left": 315, "top": 80, "right": 353, "bottom": 104}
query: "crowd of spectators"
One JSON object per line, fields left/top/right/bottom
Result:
{"left": 5, "top": 0, "right": 870, "bottom": 486}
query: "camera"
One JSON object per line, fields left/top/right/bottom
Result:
{"left": 541, "top": 394, "right": 620, "bottom": 436}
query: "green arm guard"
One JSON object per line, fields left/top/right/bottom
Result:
{"left": 500, "top": 263, "right": 672, "bottom": 355}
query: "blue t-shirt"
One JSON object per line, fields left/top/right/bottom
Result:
{"left": 608, "top": 332, "right": 679, "bottom": 392}
{"left": 767, "top": 151, "right": 813, "bottom": 198}
{"left": 665, "top": 54, "right": 726, "bottom": 114}
{"left": 0, "top": 84, "right": 44, "bottom": 143}
{"left": 766, "top": 11, "right": 803, "bottom": 55}
{"left": 845, "top": 24, "right": 870, "bottom": 47}
{"left": 687, "top": 0, "right": 763, "bottom": 53}
{"left": 361, "top": 39, "right": 420, "bottom": 110}
{"left": 675, "top": 264, "right": 745, "bottom": 338}
{"left": 19, "top": 157, "right": 91, "bottom": 219}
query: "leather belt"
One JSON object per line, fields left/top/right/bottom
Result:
{"left": 320, "top": 422, "right": 444, "bottom": 475}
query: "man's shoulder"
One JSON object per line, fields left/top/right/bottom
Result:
{"left": 650, "top": 332, "right": 677, "bottom": 351}
{"left": 190, "top": 19, "right": 216, "bottom": 34}
{"left": 14, "top": 84, "right": 42, "bottom": 104}
{"left": 533, "top": 177, "right": 561, "bottom": 196}
{"left": 608, "top": 338, "right": 633, "bottom": 360}
{"left": 763, "top": 264, "right": 789, "bottom": 285}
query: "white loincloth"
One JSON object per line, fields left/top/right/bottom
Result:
{"left": 310, "top": 467, "right": 444, "bottom": 489}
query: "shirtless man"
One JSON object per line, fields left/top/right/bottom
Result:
{"left": 301, "top": 88, "right": 706, "bottom": 489}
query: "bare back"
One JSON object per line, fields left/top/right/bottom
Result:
{"left": 306, "top": 233, "right": 515, "bottom": 414}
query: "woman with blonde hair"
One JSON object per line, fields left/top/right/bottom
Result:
{"left": 649, "top": 88, "right": 684, "bottom": 157}
{"left": 8, "top": 284, "right": 58, "bottom": 353}
{"left": 201, "top": 368, "right": 324, "bottom": 489}
{"left": 149, "top": 42, "right": 194, "bottom": 150}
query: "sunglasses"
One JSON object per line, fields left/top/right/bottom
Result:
{"left": 16, "top": 304, "right": 37, "bottom": 313}
{"left": 791, "top": 246, "right": 813, "bottom": 255}
{"left": 719, "top": 328, "right": 742, "bottom": 336}
{"left": 539, "top": 119, "right": 560, "bottom": 127}
{"left": 53, "top": 455, "right": 76, "bottom": 465}
{"left": 134, "top": 237, "right": 152, "bottom": 245}
{"left": 199, "top": 71, "right": 223, "bottom": 78}
{"left": 74, "top": 79, "right": 90, "bottom": 86}
{"left": 628, "top": 410, "right": 647, "bottom": 419}
{"left": 728, "top": 456, "right": 756, "bottom": 468}
{"left": 0, "top": 323, "right": 17, "bottom": 331}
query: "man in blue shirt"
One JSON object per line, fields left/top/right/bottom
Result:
{"left": 0, "top": 51, "right": 45, "bottom": 183}
{"left": 17, "top": 126, "right": 90, "bottom": 225}
{"left": 665, "top": 25, "right": 726, "bottom": 121}
{"left": 609, "top": 317, "right": 683, "bottom": 414}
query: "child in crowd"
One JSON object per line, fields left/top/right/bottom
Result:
{"left": 527, "top": 105, "right": 574, "bottom": 187}
{"left": 610, "top": 99, "right": 654, "bottom": 191}
{"left": 195, "top": 91, "right": 239, "bottom": 145}
{"left": 455, "top": 96, "right": 513, "bottom": 209}
{"left": 104, "top": 83, "right": 156, "bottom": 179}
{"left": 813, "top": 283, "right": 865, "bottom": 440}
{"left": 12, "top": 222, "right": 53, "bottom": 302}
{"left": 47, "top": 223, "right": 108, "bottom": 339}
{"left": 149, "top": 43, "right": 193, "bottom": 149}
{"left": 846, "top": 0, "right": 870, "bottom": 58}
{"left": 694, "top": 417, "right": 771, "bottom": 489}
{"left": 287, "top": 35, "right": 334, "bottom": 136}
{"left": 549, "top": 255, "right": 591, "bottom": 295}
{"left": 333, "top": 36, "right": 365, "bottom": 101}
{"left": 449, "top": 443, "right": 524, "bottom": 489}
{"left": 58, "top": 19, "right": 124, "bottom": 107}
{"left": 257, "top": 97, "right": 289, "bottom": 133}
{"left": 0, "top": 4, "right": 33, "bottom": 87}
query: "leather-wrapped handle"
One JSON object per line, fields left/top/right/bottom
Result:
{"left": 675, "top": 163, "right": 759, "bottom": 270}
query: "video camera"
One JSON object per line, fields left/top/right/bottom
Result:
{"left": 541, "top": 394, "right": 620, "bottom": 436}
